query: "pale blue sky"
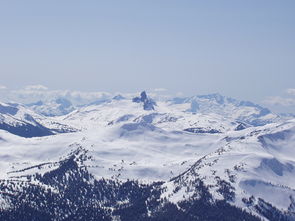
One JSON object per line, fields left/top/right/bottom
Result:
{"left": 0, "top": 1, "right": 294, "bottom": 107}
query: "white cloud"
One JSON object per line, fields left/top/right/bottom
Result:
{"left": 176, "top": 92, "right": 184, "bottom": 97}
{"left": 24, "top": 84, "right": 48, "bottom": 91}
{"left": 263, "top": 96, "right": 295, "bottom": 106}
{"left": 0, "top": 85, "right": 7, "bottom": 90}
{"left": 154, "top": 88, "right": 167, "bottom": 92}
{"left": 6, "top": 88, "right": 113, "bottom": 105}
{"left": 286, "top": 88, "right": 295, "bottom": 96}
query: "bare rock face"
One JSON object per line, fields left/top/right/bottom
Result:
{"left": 132, "top": 91, "right": 156, "bottom": 111}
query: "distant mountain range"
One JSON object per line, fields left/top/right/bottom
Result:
{"left": 0, "top": 91, "right": 294, "bottom": 220}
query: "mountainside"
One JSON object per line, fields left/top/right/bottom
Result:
{"left": 0, "top": 102, "right": 77, "bottom": 138}
{"left": 0, "top": 92, "right": 294, "bottom": 221}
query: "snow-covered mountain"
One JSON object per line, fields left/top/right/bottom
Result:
{"left": 59, "top": 92, "right": 280, "bottom": 133}
{"left": 0, "top": 92, "right": 294, "bottom": 220}
{"left": 26, "top": 97, "right": 75, "bottom": 117}
{"left": 0, "top": 102, "right": 77, "bottom": 137}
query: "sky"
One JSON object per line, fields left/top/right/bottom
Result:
{"left": 0, "top": 1, "right": 294, "bottom": 112}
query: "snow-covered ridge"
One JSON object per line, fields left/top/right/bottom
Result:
{"left": 0, "top": 102, "right": 77, "bottom": 137}
{"left": 54, "top": 92, "right": 280, "bottom": 133}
